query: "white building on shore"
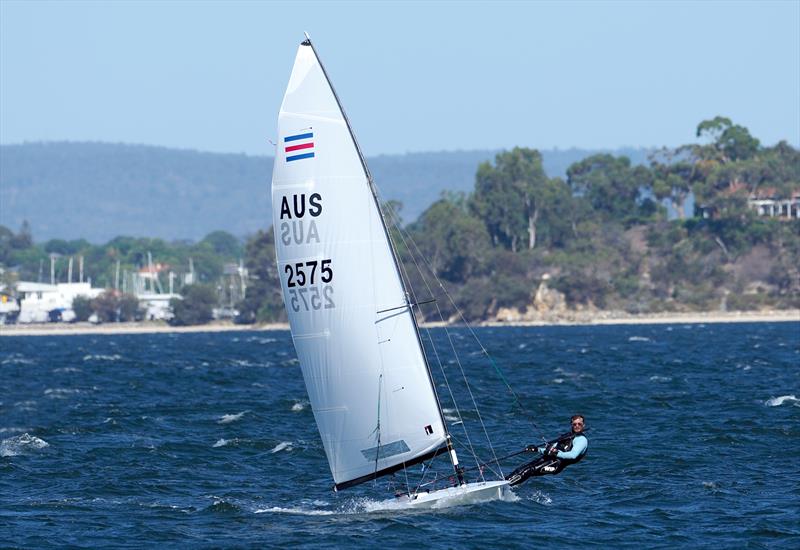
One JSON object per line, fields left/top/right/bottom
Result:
{"left": 16, "top": 282, "right": 103, "bottom": 324}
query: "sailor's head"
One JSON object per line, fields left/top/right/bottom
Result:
{"left": 570, "top": 414, "right": 585, "bottom": 434}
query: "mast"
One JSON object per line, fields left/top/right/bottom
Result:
{"left": 303, "top": 35, "right": 464, "bottom": 483}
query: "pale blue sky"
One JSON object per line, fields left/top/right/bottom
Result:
{"left": 1, "top": 0, "right": 798, "bottom": 156}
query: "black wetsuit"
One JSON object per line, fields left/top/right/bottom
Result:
{"left": 505, "top": 431, "right": 587, "bottom": 486}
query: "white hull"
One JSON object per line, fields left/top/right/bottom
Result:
{"left": 390, "top": 480, "right": 511, "bottom": 509}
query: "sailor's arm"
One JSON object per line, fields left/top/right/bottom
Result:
{"left": 555, "top": 435, "right": 587, "bottom": 460}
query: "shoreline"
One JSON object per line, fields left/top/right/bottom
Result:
{"left": 1, "top": 310, "right": 797, "bottom": 337}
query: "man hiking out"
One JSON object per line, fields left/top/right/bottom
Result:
{"left": 506, "top": 414, "right": 588, "bottom": 487}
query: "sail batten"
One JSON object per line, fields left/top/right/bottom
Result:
{"left": 271, "top": 39, "right": 448, "bottom": 489}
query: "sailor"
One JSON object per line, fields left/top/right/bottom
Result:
{"left": 505, "top": 414, "right": 588, "bottom": 486}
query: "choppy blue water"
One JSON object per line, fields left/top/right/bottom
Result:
{"left": 2, "top": 322, "right": 799, "bottom": 548}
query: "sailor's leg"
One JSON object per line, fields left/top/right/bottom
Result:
{"left": 506, "top": 457, "right": 547, "bottom": 486}
{"left": 538, "top": 458, "right": 563, "bottom": 475}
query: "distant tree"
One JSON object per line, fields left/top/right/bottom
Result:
{"left": 91, "top": 290, "right": 120, "bottom": 322}
{"left": 118, "top": 293, "right": 142, "bottom": 322}
{"left": 696, "top": 116, "right": 760, "bottom": 163}
{"left": 567, "top": 154, "right": 654, "bottom": 224}
{"left": 471, "top": 148, "right": 551, "bottom": 251}
{"left": 650, "top": 147, "right": 697, "bottom": 219}
{"left": 88, "top": 290, "right": 141, "bottom": 322}
{"left": 10, "top": 220, "right": 33, "bottom": 249}
{"left": 170, "top": 284, "right": 217, "bottom": 325}
{"left": 200, "top": 230, "right": 242, "bottom": 258}
{"left": 44, "top": 239, "right": 72, "bottom": 255}
{"left": 71, "top": 295, "right": 93, "bottom": 322}
{"left": 0, "top": 225, "right": 13, "bottom": 264}
{"left": 235, "top": 228, "right": 285, "bottom": 324}
{"left": 407, "top": 195, "right": 491, "bottom": 283}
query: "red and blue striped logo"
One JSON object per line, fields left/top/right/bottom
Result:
{"left": 285, "top": 131, "right": 315, "bottom": 162}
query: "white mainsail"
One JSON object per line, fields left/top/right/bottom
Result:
{"left": 271, "top": 38, "right": 448, "bottom": 490}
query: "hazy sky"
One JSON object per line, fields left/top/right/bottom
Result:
{"left": 1, "top": 1, "right": 798, "bottom": 156}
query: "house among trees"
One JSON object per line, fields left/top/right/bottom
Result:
{"left": 748, "top": 188, "right": 800, "bottom": 219}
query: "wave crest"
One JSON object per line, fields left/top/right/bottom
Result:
{"left": 765, "top": 395, "right": 798, "bottom": 407}
{"left": 1, "top": 433, "right": 49, "bottom": 457}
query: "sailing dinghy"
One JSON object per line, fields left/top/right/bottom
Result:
{"left": 271, "top": 34, "right": 511, "bottom": 508}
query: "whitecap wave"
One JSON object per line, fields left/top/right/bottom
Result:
{"left": 44, "top": 388, "right": 82, "bottom": 399}
{"left": 229, "top": 359, "right": 258, "bottom": 367}
{"left": 213, "top": 438, "right": 231, "bottom": 448}
{"left": 270, "top": 441, "right": 293, "bottom": 453}
{"left": 82, "top": 354, "right": 122, "bottom": 362}
{"left": 649, "top": 375, "right": 672, "bottom": 382}
{"left": 218, "top": 411, "right": 248, "bottom": 424}
{"left": 52, "top": 367, "right": 81, "bottom": 373}
{"left": 1, "top": 355, "right": 35, "bottom": 365}
{"left": 765, "top": 395, "right": 799, "bottom": 407}
{"left": 291, "top": 401, "right": 308, "bottom": 412}
{"left": 247, "top": 336, "right": 277, "bottom": 344}
{"left": 254, "top": 506, "right": 335, "bottom": 516}
{"left": 628, "top": 336, "right": 652, "bottom": 342}
{"left": 1, "top": 433, "right": 49, "bottom": 457}
{"left": 527, "top": 490, "right": 552, "bottom": 505}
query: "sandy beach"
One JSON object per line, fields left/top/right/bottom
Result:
{"left": 1, "top": 310, "right": 797, "bottom": 337}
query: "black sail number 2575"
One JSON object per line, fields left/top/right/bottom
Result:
{"left": 285, "top": 259, "right": 335, "bottom": 312}
{"left": 284, "top": 259, "right": 333, "bottom": 287}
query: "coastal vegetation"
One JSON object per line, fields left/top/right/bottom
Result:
{"left": 1, "top": 118, "right": 797, "bottom": 324}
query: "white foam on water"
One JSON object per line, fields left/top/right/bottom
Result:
{"left": 52, "top": 367, "right": 81, "bottom": 373}
{"left": 444, "top": 415, "right": 460, "bottom": 422}
{"left": 1, "top": 433, "right": 49, "bottom": 457}
{"left": 765, "top": 395, "right": 799, "bottom": 407}
{"left": 442, "top": 408, "right": 456, "bottom": 414}
{"left": 649, "top": 375, "right": 672, "bottom": 382}
{"left": 254, "top": 506, "right": 335, "bottom": 516}
{"left": 213, "top": 438, "right": 230, "bottom": 448}
{"left": 82, "top": 354, "right": 122, "bottom": 362}
{"left": 230, "top": 359, "right": 258, "bottom": 367}
{"left": 552, "top": 378, "right": 565, "bottom": 384}
{"left": 628, "top": 336, "right": 652, "bottom": 342}
{"left": 14, "top": 400, "right": 37, "bottom": 411}
{"left": 44, "top": 388, "right": 82, "bottom": 399}
{"left": 218, "top": 411, "right": 248, "bottom": 424}
{"left": 270, "top": 441, "right": 293, "bottom": 453}
{"left": 247, "top": 336, "right": 277, "bottom": 344}
{"left": 291, "top": 401, "right": 308, "bottom": 412}
{"left": 518, "top": 343, "right": 527, "bottom": 349}
{"left": 527, "top": 490, "right": 552, "bottom": 505}
{"left": 1, "top": 355, "right": 35, "bottom": 365}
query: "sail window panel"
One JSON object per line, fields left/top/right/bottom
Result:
{"left": 360, "top": 440, "right": 411, "bottom": 461}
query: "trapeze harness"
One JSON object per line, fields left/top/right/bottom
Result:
{"left": 505, "top": 431, "right": 588, "bottom": 486}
